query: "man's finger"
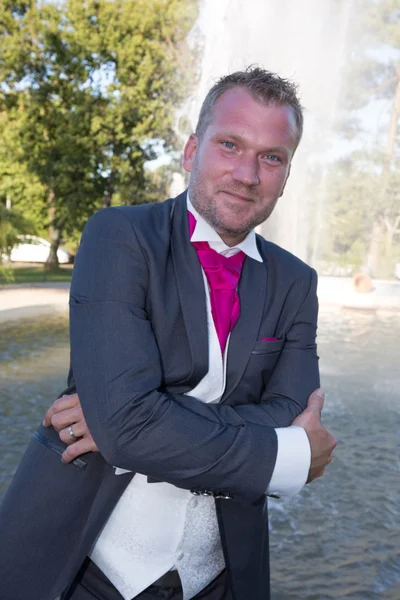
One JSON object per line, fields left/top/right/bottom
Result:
{"left": 50, "top": 406, "right": 83, "bottom": 432}
{"left": 59, "top": 420, "right": 88, "bottom": 445}
{"left": 61, "top": 438, "right": 94, "bottom": 463}
{"left": 306, "top": 388, "right": 325, "bottom": 413}
{"left": 307, "top": 467, "right": 325, "bottom": 483}
{"left": 43, "top": 394, "right": 80, "bottom": 427}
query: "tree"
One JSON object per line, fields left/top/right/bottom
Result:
{"left": 0, "top": 201, "right": 33, "bottom": 259}
{"left": 0, "top": 0, "right": 198, "bottom": 266}
{"left": 0, "top": 114, "right": 42, "bottom": 280}
{"left": 0, "top": 198, "right": 34, "bottom": 282}
{"left": 323, "top": 0, "right": 400, "bottom": 277}
{"left": 0, "top": 113, "right": 47, "bottom": 236}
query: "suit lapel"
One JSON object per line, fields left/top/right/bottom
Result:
{"left": 170, "top": 193, "right": 209, "bottom": 388}
{"left": 221, "top": 249, "right": 268, "bottom": 402}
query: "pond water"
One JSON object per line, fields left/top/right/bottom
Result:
{"left": 0, "top": 308, "right": 399, "bottom": 599}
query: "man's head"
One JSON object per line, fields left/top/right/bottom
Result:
{"left": 183, "top": 66, "right": 304, "bottom": 246}
{"left": 195, "top": 67, "right": 303, "bottom": 148}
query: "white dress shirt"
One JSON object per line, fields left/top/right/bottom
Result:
{"left": 90, "top": 196, "right": 311, "bottom": 599}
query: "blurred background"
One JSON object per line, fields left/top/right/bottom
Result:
{"left": 0, "top": 1, "right": 399, "bottom": 598}
{"left": 0, "top": 0, "right": 399, "bottom": 279}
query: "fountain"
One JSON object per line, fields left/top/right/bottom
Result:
{"left": 177, "top": 0, "right": 354, "bottom": 263}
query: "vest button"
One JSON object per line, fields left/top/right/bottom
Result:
{"left": 201, "top": 490, "right": 213, "bottom": 496}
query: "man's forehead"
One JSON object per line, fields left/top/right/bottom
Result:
{"left": 208, "top": 87, "right": 298, "bottom": 143}
{"left": 213, "top": 86, "right": 293, "bottom": 120}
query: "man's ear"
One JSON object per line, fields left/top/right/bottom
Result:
{"left": 182, "top": 133, "right": 198, "bottom": 173}
{"left": 279, "top": 163, "right": 291, "bottom": 197}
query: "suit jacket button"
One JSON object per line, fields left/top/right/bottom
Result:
{"left": 201, "top": 490, "right": 213, "bottom": 496}
{"left": 190, "top": 489, "right": 201, "bottom": 496}
{"left": 214, "top": 491, "right": 232, "bottom": 499}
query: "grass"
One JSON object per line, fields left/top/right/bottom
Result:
{"left": 0, "top": 264, "right": 73, "bottom": 285}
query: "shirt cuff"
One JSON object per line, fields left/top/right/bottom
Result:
{"left": 267, "top": 425, "right": 311, "bottom": 499}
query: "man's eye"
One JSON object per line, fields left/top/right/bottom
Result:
{"left": 222, "top": 141, "right": 235, "bottom": 149}
{"left": 265, "top": 154, "right": 280, "bottom": 162}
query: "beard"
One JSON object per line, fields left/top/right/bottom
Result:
{"left": 188, "top": 162, "right": 279, "bottom": 239}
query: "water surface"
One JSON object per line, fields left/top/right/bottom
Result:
{"left": 270, "top": 309, "right": 400, "bottom": 599}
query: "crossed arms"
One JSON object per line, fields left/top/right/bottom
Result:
{"left": 45, "top": 208, "right": 336, "bottom": 504}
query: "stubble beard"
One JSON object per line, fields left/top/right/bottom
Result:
{"left": 188, "top": 164, "right": 278, "bottom": 240}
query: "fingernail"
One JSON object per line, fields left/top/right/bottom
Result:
{"left": 314, "top": 388, "right": 325, "bottom": 398}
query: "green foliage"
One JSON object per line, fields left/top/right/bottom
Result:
{"left": 340, "top": 0, "right": 400, "bottom": 114}
{"left": 0, "top": 0, "right": 199, "bottom": 264}
{"left": 316, "top": 152, "right": 400, "bottom": 277}
{"left": 0, "top": 265, "right": 73, "bottom": 285}
{"left": 0, "top": 115, "right": 48, "bottom": 236}
{"left": 0, "top": 201, "right": 35, "bottom": 281}
{"left": 0, "top": 202, "right": 34, "bottom": 258}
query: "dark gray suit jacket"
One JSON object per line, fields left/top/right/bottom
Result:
{"left": 0, "top": 192, "right": 319, "bottom": 600}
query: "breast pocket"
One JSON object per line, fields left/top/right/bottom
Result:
{"left": 233, "top": 339, "right": 285, "bottom": 406}
{"left": 246, "top": 339, "right": 285, "bottom": 395}
{"left": 251, "top": 339, "right": 285, "bottom": 355}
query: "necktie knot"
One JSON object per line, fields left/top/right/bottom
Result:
{"left": 193, "top": 245, "right": 243, "bottom": 290}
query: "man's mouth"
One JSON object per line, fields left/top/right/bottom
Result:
{"left": 220, "top": 190, "right": 255, "bottom": 203}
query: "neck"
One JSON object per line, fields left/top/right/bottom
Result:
{"left": 218, "top": 231, "right": 247, "bottom": 247}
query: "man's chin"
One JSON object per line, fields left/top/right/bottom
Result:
{"left": 215, "top": 219, "right": 253, "bottom": 239}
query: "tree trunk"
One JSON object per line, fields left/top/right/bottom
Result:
{"left": 366, "top": 219, "right": 384, "bottom": 277}
{"left": 102, "top": 177, "right": 115, "bottom": 209}
{"left": 368, "top": 75, "right": 400, "bottom": 277}
{"left": 102, "top": 192, "right": 113, "bottom": 209}
{"left": 381, "top": 216, "right": 400, "bottom": 279}
{"left": 386, "top": 70, "right": 400, "bottom": 165}
{"left": 45, "top": 198, "right": 61, "bottom": 270}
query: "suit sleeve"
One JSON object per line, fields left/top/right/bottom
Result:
{"left": 69, "top": 207, "right": 277, "bottom": 506}
{"left": 230, "top": 265, "right": 318, "bottom": 497}
{"left": 233, "top": 267, "right": 320, "bottom": 425}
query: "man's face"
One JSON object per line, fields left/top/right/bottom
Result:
{"left": 183, "top": 86, "right": 298, "bottom": 245}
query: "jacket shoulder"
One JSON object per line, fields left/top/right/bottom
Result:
{"left": 114, "top": 197, "right": 175, "bottom": 224}
{"left": 81, "top": 197, "right": 176, "bottom": 243}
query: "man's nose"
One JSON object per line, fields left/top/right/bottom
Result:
{"left": 231, "top": 156, "right": 260, "bottom": 187}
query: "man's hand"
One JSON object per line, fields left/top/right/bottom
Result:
{"left": 293, "top": 388, "right": 336, "bottom": 483}
{"left": 43, "top": 394, "right": 99, "bottom": 463}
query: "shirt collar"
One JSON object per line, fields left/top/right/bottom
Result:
{"left": 186, "top": 192, "right": 263, "bottom": 262}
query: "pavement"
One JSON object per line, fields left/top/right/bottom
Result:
{"left": 317, "top": 276, "right": 400, "bottom": 314}
{"left": 0, "top": 277, "right": 399, "bottom": 324}
{"left": 0, "top": 282, "right": 70, "bottom": 323}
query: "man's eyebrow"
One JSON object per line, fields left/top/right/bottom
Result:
{"left": 213, "top": 133, "right": 289, "bottom": 154}
{"left": 260, "top": 146, "right": 289, "bottom": 155}
{"left": 212, "top": 131, "right": 244, "bottom": 142}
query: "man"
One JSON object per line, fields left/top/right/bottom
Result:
{"left": 0, "top": 67, "right": 336, "bottom": 600}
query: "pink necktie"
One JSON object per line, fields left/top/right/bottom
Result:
{"left": 189, "top": 212, "right": 245, "bottom": 354}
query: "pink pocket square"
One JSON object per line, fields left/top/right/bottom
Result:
{"left": 260, "top": 337, "right": 278, "bottom": 341}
